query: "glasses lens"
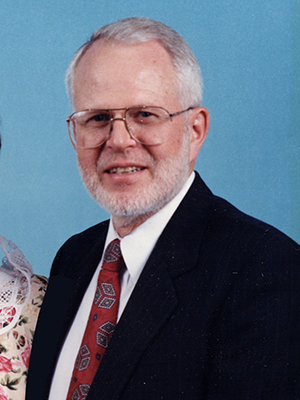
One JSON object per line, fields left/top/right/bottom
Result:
{"left": 68, "top": 107, "right": 172, "bottom": 148}
{"left": 126, "top": 107, "right": 170, "bottom": 145}
{"left": 70, "top": 110, "right": 111, "bottom": 148}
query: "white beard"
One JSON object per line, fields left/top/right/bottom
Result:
{"left": 78, "top": 130, "right": 191, "bottom": 223}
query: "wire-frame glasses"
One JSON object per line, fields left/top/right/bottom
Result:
{"left": 67, "top": 106, "right": 194, "bottom": 148}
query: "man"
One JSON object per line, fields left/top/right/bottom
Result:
{"left": 27, "top": 17, "right": 300, "bottom": 400}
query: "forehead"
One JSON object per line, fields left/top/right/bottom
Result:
{"left": 72, "top": 40, "right": 180, "bottom": 110}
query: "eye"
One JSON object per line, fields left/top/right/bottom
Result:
{"left": 94, "top": 114, "right": 109, "bottom": 122}
{"left": 88, "top": 112, "right": 110, "bottom": 122}
{"left": 87, "top": 111, "right": 110, "bottom": 124}
{"left": 139, "top": 111, "right": 154, "bottom": 118}
{"left": 129, "top": 108, "right": 160, "bottom": 125}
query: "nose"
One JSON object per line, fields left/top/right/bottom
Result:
{"left": 106, "top": 114, "right": 137, "bottom": 149}
{"left": 111, "top": 116, "right": 126, "bottom": 124}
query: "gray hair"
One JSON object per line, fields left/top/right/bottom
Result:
{"left": 66, "top": 17, "right": 203, "bottom": 110}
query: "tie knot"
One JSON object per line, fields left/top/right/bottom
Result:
{"left": 102, "top": 239, "right": 123, "bottom": 272}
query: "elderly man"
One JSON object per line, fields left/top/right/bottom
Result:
{"left": 27, "top": 17, "right": 300, "bottom": 400}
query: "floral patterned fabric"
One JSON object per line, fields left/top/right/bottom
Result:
{"left": 0, "top": 275, "right": 47, "bottom": 400}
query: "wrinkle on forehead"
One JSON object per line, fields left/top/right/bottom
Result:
{"left": 72, "top": 40, "right": 179, "bottom": 111}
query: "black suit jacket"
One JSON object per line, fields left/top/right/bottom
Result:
{"left": 27, "top": 173, "right": 300, "bottom": 399}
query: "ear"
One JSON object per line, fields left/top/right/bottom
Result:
{"left": 189, "top": 107, "right": 210, "bottom": 164}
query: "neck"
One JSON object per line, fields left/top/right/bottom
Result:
{"left": 112, "top": 211, "right": 156, "bottom": 238}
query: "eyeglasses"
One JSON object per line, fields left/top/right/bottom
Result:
{"left": 66, "top": 106, "right": 194, "bottom": 148}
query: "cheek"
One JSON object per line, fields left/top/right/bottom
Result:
{"left": 166, "top": 130, "right": 189, "bottom": 159}
{"left": 76, "top": 148, "right": 100, "bottom": 169}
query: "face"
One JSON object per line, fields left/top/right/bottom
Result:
{"left": 72, "top": 40, "right": 208, "bottom": 233}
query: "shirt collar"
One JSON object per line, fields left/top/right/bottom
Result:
{"left": 105, "top": 171, "right": 195, "bottom": 282}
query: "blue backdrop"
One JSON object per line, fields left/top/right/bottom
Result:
{"left": 0, "top": 0, "right": 299, "bottom": 276}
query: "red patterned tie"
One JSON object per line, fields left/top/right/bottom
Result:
{"left": 66, "top": 239, "right": 123, "bottom": 400}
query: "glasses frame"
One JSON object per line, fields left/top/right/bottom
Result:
{"left": 66, "top": 105, "right": 194, "bottom": 149}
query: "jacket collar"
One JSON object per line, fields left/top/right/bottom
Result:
{"left": 153, "top": 172, "right": 215, "bottom": 278}
{"left": 86, "top": 172, "right": 215, "bottom": 399}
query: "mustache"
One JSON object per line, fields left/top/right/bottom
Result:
{"left": 96, "top": 151, "right": 155, "bottom": 171}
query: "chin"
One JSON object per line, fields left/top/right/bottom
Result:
{"left": 80, "top": 169, "right": 187, "bottom": 219}
{"left": 79, "top": 159, "right": 190, "bottom": 222}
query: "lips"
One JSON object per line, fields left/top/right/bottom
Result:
{"left": 107, "top": 166, "right": 144, "bottom": 174}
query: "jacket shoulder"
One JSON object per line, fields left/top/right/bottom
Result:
{"left": 212, "top": 194, "right": 299, "bottom": 246}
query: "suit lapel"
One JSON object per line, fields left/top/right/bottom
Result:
{"left": 87, "top": 173, "right": 215, "bottom": 399}
{"left": 88, "top": 251, "right": 178, "bottom": 400}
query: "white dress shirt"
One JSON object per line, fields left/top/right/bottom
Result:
{"left": 49, "top": 172, "right": 195, "bottom": 400}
